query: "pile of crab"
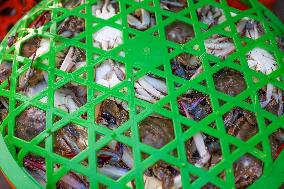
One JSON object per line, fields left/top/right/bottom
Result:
{"left": 0, "top": 0, "right": 283, "bottom": 189}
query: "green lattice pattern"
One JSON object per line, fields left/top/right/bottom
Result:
{"left": 0, "top": 0, "right": 284, "bottom": 188}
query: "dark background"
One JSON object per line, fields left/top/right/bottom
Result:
{"left": 0, "top": 1, "right": 283, "bottom": 189}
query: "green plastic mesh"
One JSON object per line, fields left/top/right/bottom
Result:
{"left": 0, "top": 0, "right": 284, "bottom": 188}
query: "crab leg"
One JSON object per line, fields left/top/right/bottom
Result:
{"left": 98, "top": 165, "right": 128, "bottom": 180}
{"left": 180, "top": 101, "right": 210, "bottom": 167}
{"left": 138, "top": 78, "right": 165, "bottom": 99}
{"left": 127, "top": 8, "right": 150, "bottom": 30}
{"left": 135, "top": 82, "right": 156, "bottom": 102}
{"left": 160, "top": 0, "right": 184, "bottom": 7}
{"left": 143, "top": 75, "right": 167, "bottom": 94}
{"left": 60, "top": 47, "right": 75, "bottom": 72}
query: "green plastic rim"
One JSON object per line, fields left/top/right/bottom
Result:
{"left": 0, "top": 0, "right": 284, "bottom": 188}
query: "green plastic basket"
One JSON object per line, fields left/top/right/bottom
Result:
{"left": 0, "top": 0, "right": 284, "bottom": 188}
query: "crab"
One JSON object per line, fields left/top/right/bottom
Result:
{"left": 135, "top": 75, "right": 167, "bottom": 103}
{"left": 247, "top": 48, "right": 280, "bottom": 105}
{"left": 237, "top": 17, "right": 264, "bottom": 40}
{"left": 171, "top": 54, "right": 202, "bottom": 80}
{"left": 24, "top": 156, "right": 89, "bottom": 188}
{"left": 213, "top": 68, "right": 247, "bottom": 97}
{"left": 95, "top": 59, "right": 125, "bottom": 88}
{"left": 58, "top": 16, "right": 85, "bottom": 38}
{"left": 247, "top": 48, "right": 277, "bottom": 75}
{"left": 96, "top": 99, "right": 129, "bottom": 129}
{"left": 92, "top": 0, "right": 122, "bottom": 50}
{"left": 14, "top": 107, "right": 45, "bottom": 141}
{"left": 205, "top": 35, "right": 235, "bottom": 59}
{"left": 197, "top": 5, "right": 226, "bottom": 27}
{"left": 138, "top": 116, "right": 178, "bottom": 188}
{"left": 127, "top": 2, "right": 151, "bottom": 30}
{"left": 179, "top": 97, "right": 211, "bottom": 167}
{"left": 224, "top": 109, "right": 258, "bottom": 142}
{"left": 160, "top": 0, "right": 187, "bottom": 12}
{"left": 234, "top": 154, "right": 263, "bottom": 188}
{"left": 165, "top": 20, "right": 195, "bottom": 44}
{"left": 54, "top": 123, "right": 88, "bottom": 158}
{"left": 0, "top": 61, "right": 12, "bottom": 84}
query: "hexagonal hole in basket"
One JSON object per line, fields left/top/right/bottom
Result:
{"left": 56, "top": 46, "right": 86, "bottom": 72}
{"left": 197, "top": 5, "right": 226, "bottom": 28}
{"left": 160, "top": 0, "right": 188, "bottom": 12}
{"left": 57, "top": 16, "right": 85, "bottom": 38}
{"left": 15, "top": 107, "right": 46, "bottom": 142}
{"left": 92, "top": 1, "right": 122, "bottom": 50}
{"left": 127, "top": 7, "right": 156, "bottom": 31}
{"left": 204, "top": 34, "right": 236, "bottom": 59}
{"left": 165, "top": 20, "right": 195, "bottom": 44}
{"left": 0, "top": 60, "right": 12, "bottom": 88}
{"left": 20, "top": 37, "right": 50, "bottom": 59}
{"left": 54, "top": 81, "right": 86, "bottom": 113}
{"left": 95, "top": 59, "right": 125, "bottom": 88}
{"left": 61, "top": 0, "right": 85, "bottom": 10}
{"left": 247, "top": 47, "right": 278, "bottom": 75}
{"left": 0, "top": 97, "right": 9, "bottom": 121}
{"left": 92, "top": 0, "right": 120, "bottom": 19}
{"left": 185, "top": 133, "right": 222, "bottom": 169}
{"left": 29, "top": 11, "right": 51, "bottom": 29}
{"left": 134, "top": 73, "right": 167, "bottom": 104}
{"left": 178, "top": 90, "right": 212, "bottom": 122}
{"left": 269, "top": 128, "right": 284, "bottom": 160}
{"left": 96, "top": 97, "right": 129, "bottom": 130}
{"left": 97, "top": 141, "right": 133, "bottom": 180}
{"left": 53, "top": 122, "right": 88, "bottom": 159}
{"left": 17, "top": 65, "right": 48, "bottom": 98}
{"left": 236, "top": 18, "right": 264, "bottom": 40}
{"left": 223, "top": 107, "right": 258, "bottom": 142}
{"left": 258, "top": 81, "right": 283, "bottom": 117}
{"left": 213, "top": 67, "right": 247, "bottom": 97}
{"left": 139, "top": 114, "right": 174, "bottom": 149}
{"left": 24, "top": 155, "right": 46, "bottom": 187}
{"left": 171, "top": 53, "right": 202, "bottom": 80}
{"left": 56, "top": 170, "right": 89, "bottom": 188}
{"left": 233, "top": 154, "right": 263, "bottom": 188}
{"left": 143, "top": 160, "right": 180, "bottom": 189}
